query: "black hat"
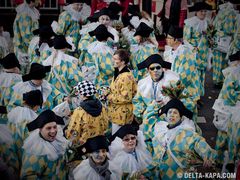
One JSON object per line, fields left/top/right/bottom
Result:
{"left": 137, "top": 54, "right": 172, "bottom": 70}
{"left": 167, "top": 25, "right": 183, "bottom": 39}
{"left": 159, "top": 98, "right": 193, "bottom": 119}
{"left": 134, "top": 22, "right": 153, "bottom": 38}
{"left": 27, "top": 109, "right": 65, "bottom": 131}
{"left": 108, "top": 2, "right": 123, "bottom": 20}
{"left": 189, "top": 2, "right": 213, "bottom": 12}
{"left": 0, "top": 53, "right": 21, "bottom": 70}
{"left": 90, "top": 8, "right": 110, "bottom": 22}
{"left": 33, "top": 25, "right": 56, "bottom": 40}
{"left": 128, "top": 4, "right": 141, "bottom": 17}
{"left": 85, "top": 135, "right": 109, "bottom": 153}
{"left": 53, "top": 35, "right": 72, "bottom": 50}
{"left": 110, "top": 124, "right": 138, "bottom": 142}
{"left": 22, "top": 63, "right": 51, "bottom": 82}
{"left": 23, "top": 90, "right": 43, "bottom": 107}
{"left": 89, "top": 24, "right": 114, "bottom": 41}
{"left": 229, "top": 51, "right": 240, "bottom": 62}
{"left": 66, "top": 0, "right": 85, "bottom": 4}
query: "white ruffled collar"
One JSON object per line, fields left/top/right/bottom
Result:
{"left": 7, "top": 106, "right": 38, "bottom": 124}
{"left": 0, "top": 72, "right": 21, "bottom": 88}
{"left": 87, "top": 41, "right": 114, "bottom": 55}
{"left": 16, "top": 3, "right": 40, "bottom": 21}
{"left": 23, "top": 127, "right": 69, "bottom": 161}
{"left": 219, "top": 2, "right": 234, "bottom": 10}
{"left": 184, "top": 16, "right": 208, "bottom": 33}
{"left": 63, "top": 3, "right": 91, "bottom": 22}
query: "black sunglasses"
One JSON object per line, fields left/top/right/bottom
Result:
{"left": 149, "top": 66, "right": 161, "bottom": 71}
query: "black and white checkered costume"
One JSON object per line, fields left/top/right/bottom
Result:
{"left": 74, "top": 81, "right": 97, "bottom": 97}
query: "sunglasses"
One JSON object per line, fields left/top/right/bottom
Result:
{"left": 149, "top": 66, "right": 162, "bottom": 71}
{"left": 123, "top": 136, "right": 136, "bottom": 142}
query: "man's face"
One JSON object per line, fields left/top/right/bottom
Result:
{"left": 72, "top": 3, "right": 83, "bottom": 12}
{"left": 166, "top": 108, "right": 181, "bottom": 125}
{"left": 166, "top": 35, "right": 176, "bottom": 47}
{"left": 148, "top": 63, "right": 163, "bottom": 82}
{"left": 196, "top": 10, "right": 207, "bottom": 20}
{"left": 99, "top": 15, "right": 111, "bottom": 26}
{"left": 122, "top": 134, "right": 137, "bottom": 152}
{"left": 90, "top": 149, "right": 107, "bottom": 165}
{"left": 40, "top": 122, "right": 58, "bottom": 142}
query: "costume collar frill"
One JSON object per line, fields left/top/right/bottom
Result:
{"left": 12, "top": 80, "right": 52, "bottom": 103}
{"left": 138, "top": 71, "right": 179, "bottom": 101}
{"left": 42, "top": 49, "right": 78, "bottom": 67}
{"left": 184, "top": 16, "right": 208, "bottom": 33}
{"left": 0, "top": 72, "right": 21, "bottom": 88}
{"left": 109, "top": 130, "right": 153, "bottom": 173}
{"left": 30, "top": 36, "right": 50, "bottom": 52}
{"left": 153, "top": 117, "right": 196, "bottom": 152}
{"left": 222, "top": 63, "right": 240, "bottom": 79}
{"left": 87, "top": 41, "right": 114, "bottom": 55}
{"left": 23, "top": 126, "right": 69, "bottom": 161}
{"left": 16, "top": 2, "right": 40, "bottom": 21}
{"left": 73, "top": 158, "right": 121, "bottom": 180}
{"left": 219, "top": 2, "right": 234, "bottom": 11}
{"left": 7, "top": 106, "right": 38, "bottom": 124}
{"left": 130, "top": 41, "right": 157, "bottom": 54}
{"left": 0, "top": 124, "right": 13, "bottom": 144}
{"left": 63, "top": 3, "right": 91, "bottom": 22}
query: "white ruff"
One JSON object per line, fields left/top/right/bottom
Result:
{"left": 23, "top": 127, "right": 69, "bottom": 161}
{"left": 0, "top": 72, "right": 21, "bottom": 88}
{"left": 184, "top": 16, "right": 208, "bottom": 33}
{"left": 87, "top": 41, "right": 114, "bottom": 55}
{"left": 16, "top": 3, "right": 40, "bottom": 21}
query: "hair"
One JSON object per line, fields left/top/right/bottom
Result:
{"left": 114, "top": 49, "right": 130, "bottom": 64}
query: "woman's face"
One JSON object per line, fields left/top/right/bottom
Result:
{"left": 72, "top": 3, "right": 83, "bottom": 12}
{"left": 40, "top": 122, "right": 58, "bottom": 142}
{"left": 122, "top": 134, "right": 137, "bottom": 152}
{"left": 90, "top": 149, "right": 107, "bottom": 165}
{"left": 113, "top": 54, "right": 124, "bottom": 68}
{"left": 196, "top": 10, "right": 207, "bottom": 20}
{"left": 166, "top": 108, "right": 181, "bottom": 125}
{"left": 99, "top": 15, "right": 111, "bottom": 26}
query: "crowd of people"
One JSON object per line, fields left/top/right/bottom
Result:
{"left": 0, "top": 0, "right": 240, "bottom": 179}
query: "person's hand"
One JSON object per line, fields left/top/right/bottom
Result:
{"left": 64, "top": 96, "right": 71, "bottom": 103}
{"left": 135, "top": 35, "right": 142, "bottom": 44}
{"left": 203, "top": 159, "right": 212, "bottom": 168}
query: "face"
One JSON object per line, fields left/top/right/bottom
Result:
{"left": 89, "top": 149, "right": 107, "bottom": 165}
{"left": 72, "top": 3, "right": 83, "bottom": 12}
{"left": 148, "top": 63, "right": 163, "bottom": 82}
{"left": 40, "top": 122, "right": 58, "bottom": 142}
{"left": 113, "top": 54, "right": 124, "bottom": 68}
{"left": 166, "top": 35, "right": 176, "bottom": 47}
{"left": 166, "top": 108, "right": 181, "bottom": 125}
{"left": 99, "top": 15, "right": 111, "bottom": 26}
{"left": 31, "top": 79, "right": 43, "bottom": 86}
{"left": 122, "top": 134, "right": 137, "bottom": 152}
{"left": 196, "top": 10, "right": 207, "bottom": 20}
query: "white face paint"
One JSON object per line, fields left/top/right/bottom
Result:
{"left": 166, "top": 108, "right": 181, "bottom": 125}
{"left": 89, "top": 149, "right": 107, "bottom": 165}
{"left": 122, "top": 134, "right": 137, "bottom": 152}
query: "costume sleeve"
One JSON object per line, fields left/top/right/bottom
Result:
{"left": 183, "top": 25, "right": 192, "bottom": 44}
{"left": 21, "top": 154, "right": 46, "bottom": 179}
{"left": 51, "top": 87, "right": 66, "bottom": 108}
{"left": 56, "top": 12, "right": 71, "bottom": 35}
{"left": 108, "top": 74, "right": 136, "bottom": 104}
{"left": 132, "top": 92, "right": 147, "bottom": 119}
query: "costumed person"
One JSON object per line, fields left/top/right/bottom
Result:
{"left": 20, "top": 110, "right": 69, "bottom": 179}
{"left": 8, "top": 63, "right": 66, "bottom": 113}
{"left": 152, "top": 98, "right": 216, "bottom": 179}
{"left": 129, "top": 22, "right": 159, "bottom": 81}
{"left": 0, "top": 22, "right": 10, "bottom": 59}
{"left": 28, "top": 25, "right": 55, "bottom": 64}
{"left": 7, "top": 90, "right": 43, "bottom": 176}
{"left": 158, "top": 0, "right": 188, "bottom": 35}
{"left": 13, "top": 0, "right": 40, "bottom": 71}
{"left": 109, "top": 124, "right": 155, "bottom": 179}
{"left": 213, "top": 51, "right": 240, "bottom": 172}
{"left": 52, "top": 0, "right": 91, "bottom": 58}
{"left": 184, "top": 2, "right": 212, "bottom": 100}
{"left": 0, "top": 53, "right": 22, "bottom": 124}
{"left": 101, "top": 49, "right": 137, "bottom": 134}
{"left": 211, "top": 0, "right": 237, "bottom": 87}
{"left": 0, "top": 124, "right": 18, "bottom": 179}
{"left": 78, "top": 7, "right": 119, "bottom": 67}
{"left": 164, "top": 25, "right": 200, "bottom": 120}
{"left": 42, "top": 35, "right": 82, "bottom": 95}
{"left": 72, "top": 135, "right": 122, "bottom": 179}
{"left": 66, "top": 80, "right": 109, "bottom": 148}
{"left": 132, "top": 54, "right": 177, "bottom": 124}
{"left": 88, "top": 24, "right": 115, "bottom": 88}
